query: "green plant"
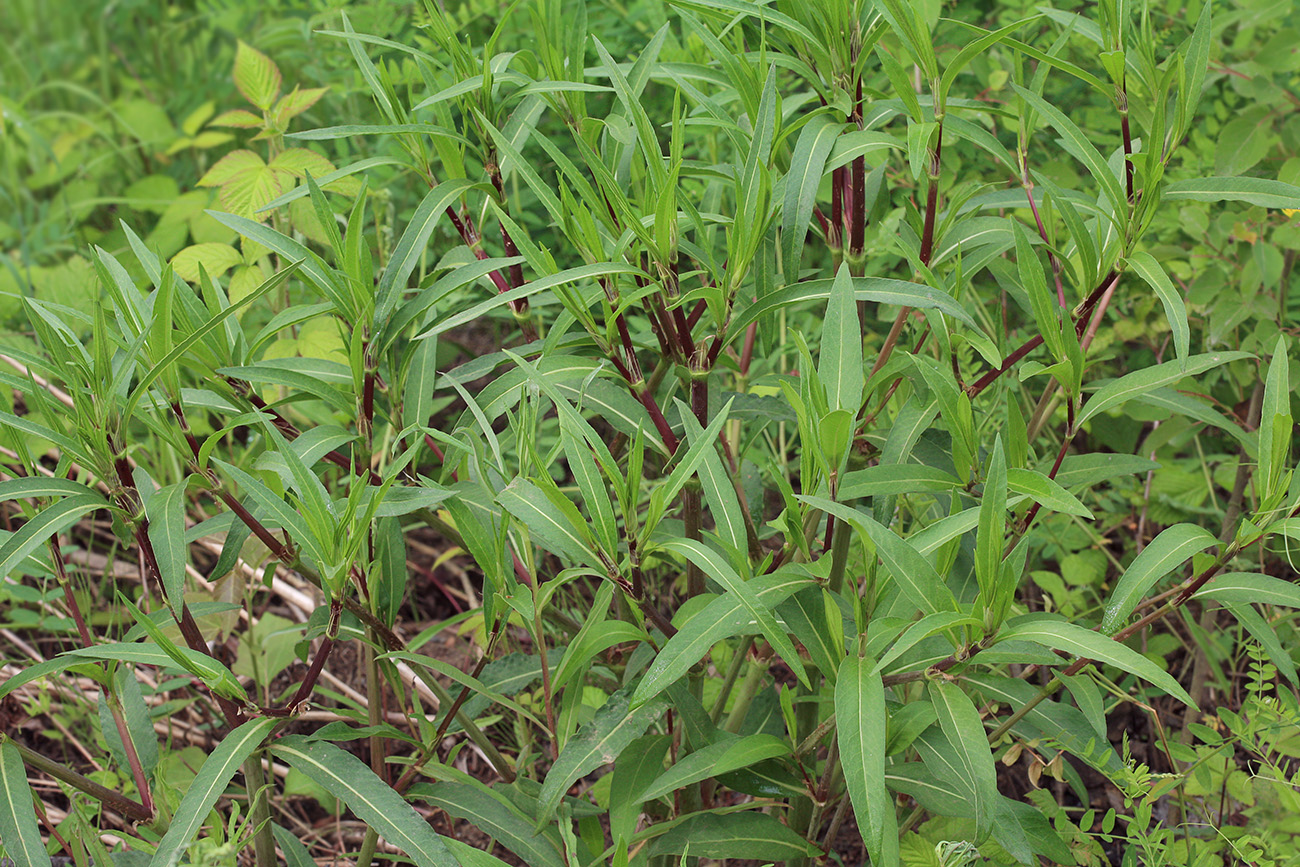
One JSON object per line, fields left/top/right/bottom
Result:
{"left": 4, "top": 0, "right": 1300, "bottom": 866}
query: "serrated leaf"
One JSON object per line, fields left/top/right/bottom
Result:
{"left": 233, "top": 41, "right": 282, "bottom": 110}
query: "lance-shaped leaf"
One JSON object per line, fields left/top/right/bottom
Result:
{"left": 731, "top": 276, "right": 976, "bottom": 334}
{"left": 657, "top": 539, "right": 808, "bottom": 687}
{"left": 634, "top": 570, "right": 812, "bottom": 705}
{"left": 1195, "top": 572, "right": 1300, "bottom": 608}
{"left": 929, "top": 681, "right": 998, "bottom": 842}
{"left": 1258, "top": 336, "right": 1293, "bottom": 503}
{"left": 976, "top": 437, "right": 1008, "bottom": 604}
{"left": 411, "top": 781, "right": 566, "bottom": 867}
{"left": 149, "top": 718, "right": 276, "bottom": 867}
{"left": 498, "top": 477, "right": 597, "bottom": 566}
{"left": 536, "top": 686, "right": 667, "bottom": 824}
{"left": 800, "top": 496, "right": 958, "bottom": 615}
{"left": 145, "top": 481, "right": 190, "bottom": 616}
{"left": 0, "top": 740, "right": 52, "bottom": 867}
{"left": 678, "top": 402, "right": 747, "bottom": 554}
{"left": 273, "top": 736, "right": 459, "bottom": 866}
{"left": 1101, "top": 524, "right": 1219, "bottom": 634}
{"left": 374, "top": 178, "right": 485, "bottom": 327}
{"left": 819, "top": 264, "right": 865, "bottom": 415}
{"left": 0, "top": 493, "right": 108, "bottom": 580}
{"left": 647, "top": 811, "right": 816, "bottom": 861}
{"left": 782, "top": 114, "right": 842, "bottom": 283}
{"left": 1007, "top": 468, "right": 1093, "bottom": 518}
{"left": 1162, "top": 177, "right": 1300, "bottom": 209}
{"left": 836, "top": 656, "right": 898, "bottom": 867}
{"left": 1078, "top": 352, "right": 1252, "bottom": 425}
{"left": 1125, "top": 252, "right": 1189, "bottom": 364}
{"left": 997, "top": 615, "right": 1196, "bottom": 707}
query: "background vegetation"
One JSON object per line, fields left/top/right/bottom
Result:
{"left": 2, "top": 0, "right": 1300, "bottom": 865}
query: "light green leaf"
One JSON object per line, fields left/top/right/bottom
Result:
{"left": 0, "top": 493, "right": 108, "bottom": 580}
{"left": 1101, "top": 524, "right": 1219, "bottom": 634}
{"left": 1078, "top": 352, "right": 1252, "bottom": 425}
{"left": 150, "top": 718, "right": 276, "bottom": 867}
{"left": 273, "top": 736, "right": 459, "bottom": 866}
{"left": 731, "top": 276, "right": 976, "bottom": 336}
{"left": 375, "top": 178, "right": 485, "bottom": 327}
{"left": 1259, "top": 336, "right": 1292, "bottom": 502}
{"left": 537, "top": 686, "right": 667, "bottom": 824}
{"left": 145, "top": 481, "right": 190, "bottom": 616}
{"left": 1195, "top": 572, "right": 1300, "bottom": 608}
{"left": 658, "top": 539, "right": 808, "bottom": 687}
{"left": 0, "top": 740, "right": 52, "bottom": 867}
{"left": 1162, "top": 177, "right": 1300, "bottom": 209}
{"left": 836, "top": 656, "right": 898, "bottom": 867}
{"left": 1013, "top": 84, "right": 1125, "bottom": 215}
{"left": 498, "top": 478, "right": 597, "bottom": 565}
{"left": 634, "top": 571, "right": 811, "bottom": 705}
{"left": 1125, "top": 252, "right": 1189, "bottom": 363}
{"left": 1006, "top": 468, "right": 1093, "bottom": 518}
{"left": 782, "top": 114, "right": 842, "bottom": 283}
{"left": 800, "top": 496, "right": 958, "bottom": 615}
{"left": 837, "top": 464, "right": 962, "bottom": 499}
{"left": 819, "top": 264, "right": 865, "bottom": 414}
{"left": 233, "top": 41, "right": 281, "bottom": 110}
{"left": 678, "top": 403, "right": 747, "bottom": 554}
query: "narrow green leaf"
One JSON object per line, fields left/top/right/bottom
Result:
{"left": 273, "top": 736, "right": 459, "bottom": 866}
{"left": 1013, "top": 84, "right": 1125, "bottom": 215}
{"left": 782, "top": 114, "right": 842, "bottom": 283}
{"left": 0, "top": 493, "right": 108, "bottom": 580}
{"left": 731, "top": 276, "right": 976, "bottom": 335}
{"left": 1195, "top": 572, "right": 1300, "bottom": 608}
{"left": 976, "top": 437, "right": 1008, "bottom": 603}
{"left": 375, "top": 178, "right": 484, "bottom": 327}
{"left": 836, "top": 656, "right": 898, "bottom": 867}
{"left": 412, "top": 782, "right": 566, "bottom": 867}
{"left": 819, "top": 264, "right": 865, "bottom": 414}
{"left": 997, "top": 615, "right": 1197, "bottom": 707}
{"left": 1006, "top": 468, "right": 1093, "bottom": 518}
{"left": 1078, "top": 352, "right": 1252, "bottom": 425}
{"left": 417, "top": 263, "right": 644, "bottom": 339}
{"left": 1125, "top": 252, "right": 1189, "bottom": 363}
{"left": 498, "top": 478, "right": 597, "bottom": 565}
{"left": 145, "top": 481, "right": 190, "bottom": 616}
{"left": 1258, "top": 336, "right": 1292, "bottom": 502}
{"left": 929, "top": 681, "right": 997, "bottom": 842}
{"left": 678, "top": 403, "right": 747, "bottom": 554}
{"left": 536, "top": 686, "right": 667, "bottom": 824}
{"left": 0, "top": 477, "right": 101, "bottom": 502}
{"left": 609, "top": 736, "right": 671, "bottom": 846}
{"left": 658, "top": 539, "right": 808, "bottom": 687}
{"left": 1162, "top": 177, "right": 1300, "bottom": 209}
{"left": 837, "top": 464, "right": 962, "bottom": 500}
{"left": 634, "top": 571, "right": 811, "bottom": 705}
{"left": 0, "top": 740, "right": 52, "bottom": 867}
{"left": 149, "top": 718, "right": 276, "bottom": 867}
{"left": 661, "top": 398, "right": 734, "bottom": 503}
{"left": 1101, "top": 524, "right": 1219, "bottom": 634}
{"left": 647, "top": 811, "right": 816, "bottom": 861}
{"left": 801, "top": 496, "right": 958, "bottom": 615}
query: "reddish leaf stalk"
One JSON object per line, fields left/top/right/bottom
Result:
{"left": 288, "top": 597, "right": 342, "bottom": 711}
